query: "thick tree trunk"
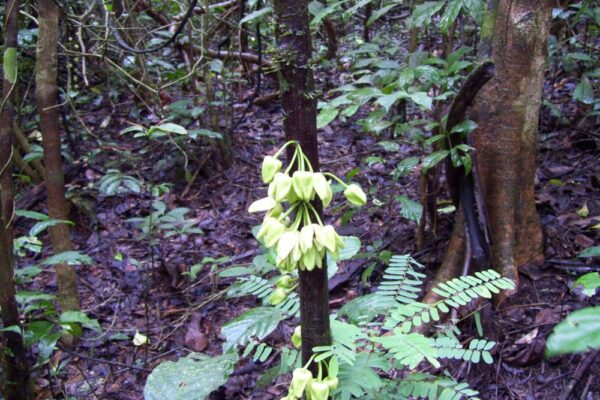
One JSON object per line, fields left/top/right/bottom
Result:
{"left": 429, "top": 0, "right": 549, "bottom": 305}
{"left": 273, "top": 0, "right": 331, "bottom": 371}
{"left": 469, "top": 0, "right": 549, "bottom": 286}
{"left": 36, "top": 0, "right": 81, "bottom": 313}
{"left": 1, "top": 2, "right": 29, "bottom": 397}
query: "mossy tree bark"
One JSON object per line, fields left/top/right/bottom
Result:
{"left": 273, "top": 0, "right": 332, "bottom": 371}
{"left": 36, "top": 0, "right": 81, "bottom": 313}
{"left": 427, "top": 0, "right": 550, "bottom": 304}
{"left": 1, "top": 3, "right": 29, "bottom": 397}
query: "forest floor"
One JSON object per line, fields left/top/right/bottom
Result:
{"left": 17, "top": 59, "right": 600, "bottom": 400}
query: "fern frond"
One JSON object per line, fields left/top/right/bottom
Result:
{"left": 221, "top": 306, "right": 285, "bottom": 352}
{"left": 398, "top": 373, "right": 481, "bottom": 400}
{"left": 314, "top": 319, "right": 366, "bottom": 365}
{"left": 376, "top": 254, "right": 426, "bottom": 306}
{"left": 242, "top": 340, "right": 275, "bottom": 363}
{"left": 371, "top": 331, "right": 440, "bottom": 369}
{"left": 432, "top": 269, "right": 515, "bottom": 308}
{"left": 228, "top": 275, "right": 300, "bottom": 316}
{"left": 433, "top": 336, "right": 495, "bottom": 364}
{"left": 385, "top": 270, "right": 515, "bottom": 333}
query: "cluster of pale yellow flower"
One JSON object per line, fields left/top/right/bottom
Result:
{"left": 248, "top": 142, "right": 367, "bottom": 306}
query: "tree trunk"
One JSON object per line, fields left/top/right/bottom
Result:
{"left": 469, "top": 0, "right": 549, "bottom": 287}
{"left": 36, "top": 0, "right": 81, "bottom": 313}
{"left": 273, "top": 0, "right": 331, "bottom": 371}
{"left": 429, "top": 0, "right": 549, "bottom": 305}
{"left": 1, "top": 2, "right": 29, "bottom": 396}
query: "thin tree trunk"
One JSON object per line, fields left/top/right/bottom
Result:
{"left": 36, "top": 0, "right": 81, "bottom": 313}
{"left": 1, "top": 2, "right": 29, "bottom": 395}
{"left": 273, "top": 0, "right": 331, "bottom": 372}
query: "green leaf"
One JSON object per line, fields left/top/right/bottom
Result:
{"left": 367, "top": 4, "right": 397, "bottom": 25}
{"left": 317, "top": 107, "right": 339, "bottom": 129}
{"left": 60, "top": 311, "right": 102, "bottom": 333}
{"left": 377, "top": 140, "right": 400, "bottom": 152}
{"left": 573, "top": 272, "right": 600, "bottom": 297}
{"left": 30, "top": 219, "right": 73, "bottom": 237}
{"left": 450, "top": 119, "right": 478, "bottom": 134}
{"left": 339, "top": 236, "right": 361, "bottom": 261}
{"left": 565, "top": 52, "right": 594, "bottom": 62}
{"left": 15, "top": 210, "right": 50, "bottom": 221}
{"left": 3, "top": 47, "right": 18, "bottom": 84}
{"left": 393, "top": 157, "right": 420, "bottom": 179}
{"left": 573, "top": 77, "right": 594, "bottom": 105}
{"left": 188, "top": 129, "right": 223, "bottom": 140}
{"left": 156, "top": 123, "right": 187, "bottom": 135}
{"left": 408, "top": 92, "right": 433, "bottom": 110}
{"left": 377, "top": 91, "right": 407, "bottom": 111}
{"left": 144, "top": 352, "right": 238, "bottom": 400}
{"left": 579, "top": 246, "right": 600, "bottom": 258}
{"left": 221, "top": 307, "right": 285, "bottom": 352}
{"left": 422, "top": 150, "right": 449, "bottom": 171}
{"left": 545, "top": 307, "right": 600, "bottom": 356}
{"left": 41, "top": 251, "right": 93, "bottom": 266}
{"left": 411, "top": 1, "right": 445, "bottom": 28}
{"left": 440, "top": 0, "right": 463, "bottom": 34}
{"left": 240, "top": 6, "right": 272, "bottom": 25}
{"left": 395, "top": 195, "right": 423, "bottom": 222}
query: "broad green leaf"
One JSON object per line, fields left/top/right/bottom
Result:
{"left": 579, "top": 246, "right": 600, "bottom": 258}
{"left": 15, "top": 210, "right": 49, "bottom": 221}
{"left": 422, "top": 150, "right": 449, "bottom": 171}
{"left": 3, "top": 47, "right": 18, "bottom": 84}
{"left": 221, "top": 307, "right": 285, "bottom": 352}
{"left": 30, "top": 219, "right": 73, "bottom": 237}
{"left": 396, "top": 195, "right": 423, "bottom": 222}
{"left": 411, "top": 1, "right": 445, "bottom": 28}
{"left": 156, "top": 123, "right": 187, "bottom": 135}
{"left": 440, "top": 0, "right": 463, "bottom": 34}
{"left": 408, "top": 92, "right": 433, "bottom": 110}
{"left": 545, "top": 307, "right": 600, "bottom": 356}
{"left": 41, "top": 251, "right": 92, "bottom": 266}
{"left": 393, "top": 157, "right": 420, "bottom": 178}
{"left": 574, "top": 272, "right": 600, "bottom": 297}
{"left": 144, "top": 352, "right": 238, "bottom": 400}
{"left": 573, "top": 77, "right": 594, "bottom": 105}
{"left": 377, "top": 140, "right": 400, "bottom": 152}
{"left": 317, "top": 107, "right": 339, "bottom": 129}
{"left": 565, "top": 52, "right": 594, "bottom": 62}
{"left": 188, "top": 129, "right": 223, "bottom": 140}
{"left": 377, "top": 91, "right": 407, "bottom": 111}
{"left": 367, "top": 4, "right": 397, "bottom": 26}
{"left": 60, "top": 311, "right": 102, "bottom": 333}
{"left": 339, "top": 236, "right": 361, "bottom": 261}
{"left": 239, "top": 7, "right": 272, "bottom": 25}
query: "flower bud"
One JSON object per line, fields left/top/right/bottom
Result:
{"left": 275, "top": 275, "right": 293, "bottom": 289}
{"left": 291, "top": 326, "right": 302, "bottom": 348}
{"left": 292, "top": 171, "right": 314, "bottom": 201}
{"left": 249, "top": 197, "right": 277, "bottom": 213}
{"left": 322, "top": 225, "right": 339, "bottom": 253}
{"left": 299, "top": 224, "right": 315, "bottom": 253}
{"left": 270, "top": 288, "right": 288, "bottom": 305}
{"left": 308, "top": 380, "right": 330, "bottom": 400}
{"left": 324, "top": 377, "right": 339, "bottom": 390}
{"left": 270, "top": 173, "right": 293, "bottom": 202}
{"left": 262, "top": 156, "right": 282, "bottom": 183}
{"left": 290, "top": 368, "right": 312, "bottom": 398}
{"left": 312, "top": 173, "right": 333, "bottom": 207}
{"left": 264, "top": 218, "right": 286, "bottom": 248}
{"left": 277, "top": 231, "right": 299, "bottom": 260}
{"left": 301, "top": 246, "right": 317, "bottom": 271}
{"left": 344, "top": 183, "right": 367, "bottom": 206}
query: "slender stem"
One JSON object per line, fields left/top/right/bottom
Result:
{"left": 274, "top": 140, "right": 299, "bottom": 158}
{"left": 279, "top": 201, "right": 300, "bottom": 221}
{"left": 284, "top": 148, "right": 299, "bottom": 174}
{"left": 307, "top": 203, "right": 324, "bottom": 226}
{"left": 322, "top": 172, "right": 346, "bottom": 187}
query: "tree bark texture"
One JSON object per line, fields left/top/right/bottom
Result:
{"left": 36, "top": 0, "right": 81, "bottom": 312}
{"left": 468, "top": 0, "right": 550, "bottom": 286}
{"left": 0, "top": 2, "right": 29, "bottom": 398}
{"left": 273, "top": 0, "right": 331, "bottom": 370}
